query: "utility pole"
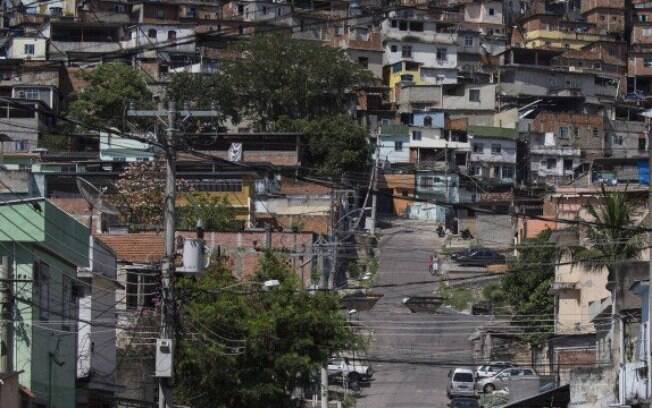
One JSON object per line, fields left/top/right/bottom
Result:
{"left": 128, "top": 101, "right": 218, "bottom": 408}
{"left": 647, "top": 121, "right": 652, "bottom": 401}
{"left": 0, "top": 255, "right": 12, "bottom": 373}
{"left": 369, "top": 142, "right": 380, "bottom": 235}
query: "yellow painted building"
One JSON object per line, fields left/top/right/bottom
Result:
{"left": 523, "top": 30, "right": 615, "bottom": 50}
{"left": 384, "top": 60, "right": 426, "bottom": 102}
{"left": 176, "top": 180, "right": 254, "bottom": 226}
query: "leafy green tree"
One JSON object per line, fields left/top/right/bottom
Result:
{"left": 65, "top": 63, "right": 152, "bottom": 129}
{"left": 177, "top": 193, "right": 239, "bottom": 231}
{"left": 502, "top": 230, "right": 556, "bottom": 345}
{"left": 181, "top": 34, "right": 373, "bottom": 129}
{"left": 274, "top": 116, "right": 371, "bottom": 178}
{"left": 176, "top": 252, "right": 360, "bottom": 408}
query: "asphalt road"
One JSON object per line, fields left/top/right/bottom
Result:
{"left": 357, "top": 220, "right": 483, "bottom": 408}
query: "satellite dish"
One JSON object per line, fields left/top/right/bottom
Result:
{"left": 76, "top": 177, "right": 120, "bottom": 216}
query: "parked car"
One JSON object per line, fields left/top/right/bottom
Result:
{"left": 449, "top": 397, "right": 480, "bottom": 408}
{"left": 476, "top": 367, "right": 538, "bottom": 393}
{"left": 327, "top": 356, "right": 373, "bottom": 384}
{"left": 454, "top": 248, "right": 505, "bottom": 266}
{"left": 447, "top": 368, "right": 476, "bottom": 399}
{"left": 450, "top": 248, "right": 473, "bottom": 260}
{"left": 475, "top": 362, "right": 514, "bottom": 379}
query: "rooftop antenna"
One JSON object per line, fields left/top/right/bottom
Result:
{"left": 76, "top": 177, "right": 120, "bottom": 233}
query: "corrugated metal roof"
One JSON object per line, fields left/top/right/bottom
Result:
{"left": 380, "top": 124, "right": 409, "bottom": 136}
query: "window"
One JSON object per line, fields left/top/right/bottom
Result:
{"left": 394, "top": 141, "right": 403, "bottom": 151}
{"left": 464, "top": 35, "right": 473, "bottom": 47}
{"left": 113, "top": 4, "right": 125, "bottom": 12}
{"left": 15, "top": 87, "right": 43, "bottom": 101}
{"left": 390, "top": 45, "right": 398, "bottom": 53}
{"left": 148, "top": 29, "right": 157, "bottom": 38}
{"left": 473, "top": 143, "right": 483, "bottom": 153}
{"left": 358, "top": 56, "right": 368, "bottom": 68}
{"left": 402, "top": 46, "right": 412, "bottom": 58}
{"left": 593, "top": 127, "right": 599, "bottom": 138}
{"left": 424, "top": 116, "right": 433, "bottom": 127}
{"left": 612, "top": 135, "right": 623, "bottom": 145}
{"left": 546, "top": 158, "right": 557, "bottom": 170}
{"left": 491, "top": 143, "right": 501, "bottom": 154}
{"left": 126, "top": 270, "right": 158, "bottom": 310}
{"left": 640, "top": 137, "right": 647, "bottom": 151}
{"left": 262, "top": 6, "right": 267, "bottom": 14}
{"left": 502, "top": 166, "right": 513, "bottom": 179}
{"left": 600, "top": 15, "right": 605, "bottom": 21}
{"left": 24, "top": 44, "right": 35, "bottom": 55}
{"left": 645, "top": 58, "right": 652, "bottom": 68}
{"left": 36, "top": 262, "right": 50, "bottom": 321}
{"left": 398, "top": 20, "right": 408, "bottom": 31}
{"left": 237, "top": 4, "right": 244, "bottom": 14}
{"left": 409, "top": 21, "right": 424, "bottom": 32}
{"left": 643, "top": 28, "right": 652, "bottom": 37}
{"left": 436, "top": 48, "right": 447, "bottom": 61}
{"left": 469, "top": 89, "right": 481, "bottom": 102}
{"left": 167, "top": 30, "right": 176, "bottom": 40}
{"left": 488, "top": 7, "right": 495, "bottom": 16}
{"left": 559, "top": 127, "right": 569, "bottom": 139}
{"left": 563, "top": 159, "right": 574, "bottom": 171}
{"left": 640, "top": 14, "right": 647, "bottom": 22}
{"left": 412, "top": 130, "right": 422, "bottom": 141}
{"left": 611, "top": 15, "right": 617, "bottom": 21}
{"left": 391, "top": 19, "right": 398, "bottom": 28}
{"left": 156, "top": 8, "right": 165, "bottom": 18}
{"left": 15, "top": 140, "right": 28, "bottom": 152}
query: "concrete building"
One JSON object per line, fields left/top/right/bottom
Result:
{"left": 468, "top": 125, "right": 517, "bottom": 184}
{"left": 0, "top": 198, "right": 90, "bottom": 408}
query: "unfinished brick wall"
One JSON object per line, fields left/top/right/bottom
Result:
{"left": 532, "top": 111, "right": 604, "bottom": 157}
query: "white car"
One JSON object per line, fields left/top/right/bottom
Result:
{"left": 447, "top": 368, "right": 476, "bottom": 399}
{"left": 476, "top": 367, "right": 538, "bottom": 393}
{"left": 475, "top": 362, "right": 514, "bottom": 379}
{"left": 327, "top": 356, "right": 373, "bottom": 383}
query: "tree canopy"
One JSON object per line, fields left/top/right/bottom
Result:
{"left": 502, "top": 229, "right": 556, "bottom": 345}
{"left": 65, "top": 62, "right": 153, "bottom": 129}
{"left": 175, "top": 252, "right": 360, "bottom": 408}
{"left": 274, "top": 115, "right": 372, "bottom": 178}
{"left": 217, "top": 34, "right": 373, "bottom": 128}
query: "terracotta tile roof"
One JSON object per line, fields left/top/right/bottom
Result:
{"left": 97, "top": 233, "right": 165, "bottom": 263}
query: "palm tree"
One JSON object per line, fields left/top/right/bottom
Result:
{"left": 573, "top": 187, "right": 644, "bottom": 403}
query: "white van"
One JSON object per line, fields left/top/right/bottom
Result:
{"left": 447, "top": 368, "right": 476, "bottom": 399}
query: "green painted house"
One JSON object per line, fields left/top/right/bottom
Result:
{"left": 0, "top": 198, "right": 89, "bottom": 408}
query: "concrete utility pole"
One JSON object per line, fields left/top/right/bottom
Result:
{"left": 0, "top": 255, "right": 12, "bottom": 373}
{"left": 128, "top": 101, "right": 218, "bottom": 408}
{"left": 369, "top": 142, "right": 380, "bottom": 235}
{"left": 648, "top": 122, "right": 652, "bottom": 401}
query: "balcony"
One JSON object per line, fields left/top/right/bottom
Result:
{"left": 530, "top": 146, "right": 581, "bottom": 157}
{"left": 550, "top": 281, "right": 579, "bottom": 293}
{"left": 384, "top": 31, "right": 457, "bottom": 45}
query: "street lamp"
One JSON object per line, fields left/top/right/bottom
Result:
{"left": 0, "top": 133, "right": 12, "bottom": 168}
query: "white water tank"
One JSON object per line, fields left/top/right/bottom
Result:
{"left": 178, "top": 238, "right": 208, "bottom": 274}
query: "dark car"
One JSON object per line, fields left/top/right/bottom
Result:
{"left": 455, "top": 248, "right": 505, "bottom": 266}
{"left": 450, "top": 248, "right": 473, "bottom": 260}
{"left": 449, "top": 397, "right": 479, "bottom": 408}
{"left": 471, "top": 301, "right": 493, "bottom": 315}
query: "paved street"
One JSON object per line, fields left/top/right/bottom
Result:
{"left": 357, "top": 220, "right": 483, "bottom": 408}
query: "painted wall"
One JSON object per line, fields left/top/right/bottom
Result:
{"left": 412, "top": 111, "right": 445, "bottom": 127}
{"left": 378, "top": 134, "right": 411, "bottom": 163}
{"left": 383, "top": 41, "right": 458, "bottom": 69}
{"left": 7, "top": 38, "right": 47, "bottom": 60}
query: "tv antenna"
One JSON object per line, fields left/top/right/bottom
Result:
{"left": 76, "top": 177, "right": 120, "bottom": 232}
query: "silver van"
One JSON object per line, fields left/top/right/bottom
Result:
{"left": 447, "top": 368, "right": 476, "bottom": 399}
